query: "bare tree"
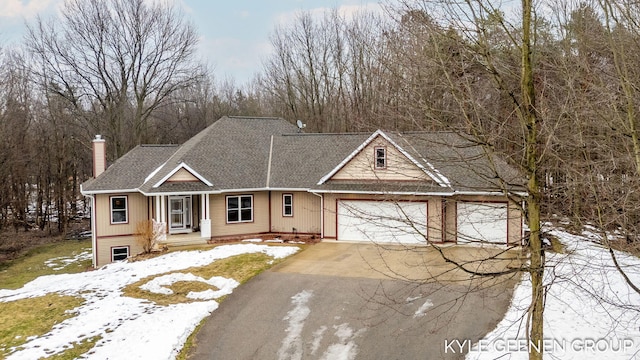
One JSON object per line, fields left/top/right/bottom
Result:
{"left": 25, "top": 0, "right": 205, "bottom": 159}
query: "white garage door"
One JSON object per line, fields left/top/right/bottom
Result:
{"left": 456, "top": 202, "right": 508, "bottom": 244}
{"left": 337, "top": 200, "right": 427, "bottom": 244}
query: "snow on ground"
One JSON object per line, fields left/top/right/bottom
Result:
{"left": 0, "top": 244, "right": 299, "bottom": 360}
{"left": 466, "top": 226, "right": 640, "bottom": 359}
{"left": 277, "top": 290, "right": 365, "bottom": 360}
{"left": 44, "top": 249, "right": 92, "bottom": 271}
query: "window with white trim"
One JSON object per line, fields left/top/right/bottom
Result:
{"left": 110, "top": 196, "right": 128, "bottom": 224}
{"left": 375, "top": 147, "right": 386, "bottom": 169}
{"left": 227, "top": 195, "right": 253, "bottom": 223}
{"left": 111, "top": 246, "right": 129, "bottom": 261}
{"left": 283, "top": 194, "right": 293, "bottom": 217}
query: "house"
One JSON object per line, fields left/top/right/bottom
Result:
{"left": 81, "top": 116, "right": 526, "bottom": 267}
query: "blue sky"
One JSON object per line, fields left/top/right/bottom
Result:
{"left": 0, "top": 0, "right": 383, "bottom": 84}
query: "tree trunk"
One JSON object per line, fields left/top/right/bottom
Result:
{"left": 521, "top": 0, "right": 544, "bottom": 359}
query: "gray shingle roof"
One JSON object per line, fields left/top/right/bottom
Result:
{"left": 82, "top": 144, "right": 178, "bottom": 192}
{"left": 386, "top": 132, "right": 525, "bottom": 192}
{"left": 138, "top": 116, "right": 300, "bottom": 193}
{"left": 268, "top": 133, "right": 371, "bottom": 188}
{"left": 82, "top": 116, "right": 525, "bottom": 195}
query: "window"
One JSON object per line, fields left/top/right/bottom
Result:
{"left": 375, "top": 147, "right": 386, "bottom": 169}
{"left": 111, "top": 246, "right": 129, "bottom": 261}
{"left": 283, "top": 194, "right": 293, "bottom": 217}
{"left": 110, "top": 196, "right": 128, "bottom": 224}
{"left": 227, "top": 195, "right": 253, "bottom": 223}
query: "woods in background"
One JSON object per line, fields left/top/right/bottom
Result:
{"left": 0, "top": 0, "right": 639, "bottom": 245}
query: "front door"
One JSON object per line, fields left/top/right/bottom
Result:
{"left": 169, "top": 196, "right": 191, "bottom": 233}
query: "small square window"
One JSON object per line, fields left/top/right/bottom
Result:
{"left": 111, "top": 246, "right": 129, "bottom": 262}
{"left": 110, "top": 196, "right": 128, "bottom": 224}
{"left": 283, "top": 194, "right": 293, "bottom": 217}
{"left": 375, "top": 147, "right": 386, "bottom": 169}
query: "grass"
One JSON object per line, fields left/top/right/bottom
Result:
{"left": 122, "top": 252, "right": 285, "bottom": 306}
{"left": 0, "top": 239, "right": 92, "bottom": 290}
{"left": 124, "top": 250, "right": 295, "bottom": 359}
{"left": 0, "top": 294, "right": 85, "bottom": 358}
{"left": 0, "top": 239, "right": 300, "bottom": 359}
{"left": 46, "top": 336, "right": 101, "bottom": 360}
{"left": 545, "top": 234, "right": 567, "bottom": 254}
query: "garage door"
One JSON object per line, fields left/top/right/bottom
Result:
{"left": 337, "top": 200, "right": 427, "bottom": 244}
{"left": 456, "top": 202, "right": 508, "bottom": 244}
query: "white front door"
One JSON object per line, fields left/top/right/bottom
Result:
{"left": 169, "top": 196, "right": 192, "bottom": 233}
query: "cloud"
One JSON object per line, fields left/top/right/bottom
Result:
{"left": 0, "top": 0, "right": 59, "bottom": 19}
{"left": 274, "top": 2, "right": 384, "bottom": 26}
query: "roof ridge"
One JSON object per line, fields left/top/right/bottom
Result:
{"left": 226, "top": 115, "right": 284, "bottom": 120}
{"left": 140, "top": 144, "right": 180, "bottom": 147}
{"left": 280, "top": 132, "right": 371, "bottom": 137}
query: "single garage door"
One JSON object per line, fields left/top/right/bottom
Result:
{"left": 337, "top": 200, "right": 427, "bottom": 244}
{"left": 456, "top": 202, "right": 508, "bottom": 244}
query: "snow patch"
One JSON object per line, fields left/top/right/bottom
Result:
{"left": 44, "top": 250, "right": 92, "bottom": 271}
{"left": 139, "top": 273, "right": 239, "bottom": 300}
{"left": 0, "top": 244, "right": 299, "bottom": 359}
{"left": 467, "top": 226, "right": 640, "bottom": 359}
{"left": 318, "top": 323, "right": 364, "bottom": 360}
{"left": 278, "top": 290, "right": 313, "bottom": 360}
{"left": 310, "top": 326, "right": 327, "bottom": 355}
{"left": 413, "top": 299, "right": 434, "bottom": 318}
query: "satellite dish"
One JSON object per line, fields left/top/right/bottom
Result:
{"left": 296, "top": 120, "right": 306, "bottom": 132}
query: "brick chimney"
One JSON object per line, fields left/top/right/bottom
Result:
{"left": 92, "top": 135, "right": 106, "bottom": 178}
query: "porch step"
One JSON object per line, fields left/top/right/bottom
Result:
{"left": 159, "top": 236, "right": 209, "bottom": 248}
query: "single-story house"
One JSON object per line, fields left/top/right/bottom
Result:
{"left": 81, "top": 116, "right": 526, "bottom": 267}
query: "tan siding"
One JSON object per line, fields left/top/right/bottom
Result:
{"left": 427, "top": 199, "right": 443, "bottom": 242}
{"left": 508, "top": 201, "right": 523, "bottom": 244}
{"left": 95, "top": 193, "right": 149, "bottom": 237}
{"left": 322, "top": 193, "right": 443, "bottom": 241}
{"left": 96, "top": 235, "right": 141, "bottom": 267}
{"left": 167, "top": 168, "right": 198, "bottom": 182}
{"left": 210, "top": 192, "right": 269, "bottom": 237}
{"left": 332, "top": 137, "right": 430, "bottom": 181}
{"left": 270, "top": 192, "right": 320, "bottom": 234}
{"left": 444, "top": 200, "right": 457, "bottom": 242}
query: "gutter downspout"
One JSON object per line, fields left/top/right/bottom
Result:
{"left": 267, "top": 136, "right": 274, "bottom": 233}
{"left": 80, "top": 183, "right": 98, "bottom": 268}
{"left": 310, "top": 191, "right": 324, "bottom": 239}
{"left": 90, "top": 194, "right": 97, "bottom": 268}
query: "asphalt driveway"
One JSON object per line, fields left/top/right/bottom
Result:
{"left": 187, "top": 242, "right": 521, "bottom": 360}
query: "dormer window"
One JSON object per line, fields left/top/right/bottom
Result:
{"left": 375, "top": 147, "right": 386, "bottom": 169}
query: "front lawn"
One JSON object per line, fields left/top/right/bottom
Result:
{"left": 0, "top": 242, "right": 300, "bottom": 359}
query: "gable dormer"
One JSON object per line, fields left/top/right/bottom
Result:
{"left": 318, "top": 130, "right": 450, "bottom": 185}
{"left": 167, "top": 168, "right": 199, "bottom": 182}
{"left": 152, "top": 162, "right": 212, "bottom": 188}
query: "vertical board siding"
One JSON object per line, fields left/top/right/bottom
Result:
{"left": 270, "top": 191, "right": 321, "bottom": 234}
{"left": 210, "top": 192, "right": 270, "bottom": 237}
{"left": 96, "top": 193, "right": 149, "bottom": 237}
{"left": 331, "top": 138, "right": 430, "bottom": 182}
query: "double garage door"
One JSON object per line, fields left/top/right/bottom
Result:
{"left": 337, "top": 200, "right": 509, "bottom": 244}
{"left": 337, "top": 200, "right": 427, "bottom": 244}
